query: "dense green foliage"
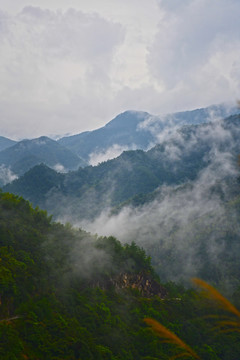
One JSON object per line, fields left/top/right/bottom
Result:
{"left": 3, "top": 115, "right": 240, "bottom": 293}
{"left": 1, "top": 192, "right": 240, "bottom": 359}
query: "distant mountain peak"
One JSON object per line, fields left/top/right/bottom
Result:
{"left": 0, "top": 135, "right": 86, "bottom": 178}
{"left": 104, "top": 110, "right": 150, "bottom": 129}
{"left": 30, "top": 136, "right": 54, "bottom": 145}
{"left": 58, "top": 104, "right": 240, "bottom": 165}
{"left": 0, "top": 136, "right": 17, "bottom": 152}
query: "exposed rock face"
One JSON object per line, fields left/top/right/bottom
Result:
{"left": 111, "top": 272, "right": 167, "bottom": 299}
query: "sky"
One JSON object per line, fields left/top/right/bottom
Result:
{"left": 0, "top": 0, "right": 240, "bottom": 139}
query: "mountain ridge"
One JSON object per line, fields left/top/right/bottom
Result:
{"left": 0, "top": 136, "right": 17, "bottom": 152}
{"left": 2, "top": 190, "right": 238, "bottom": 359}
{"left": 0, "top": 135, "right": 86, "bottom": 177}
{"left": 5, "top": 114, "right": 240, "bottom": 221}
{"left": 58, "top": 104, "right": 240, "bottom": 163}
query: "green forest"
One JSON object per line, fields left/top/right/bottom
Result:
{"left": 1, "top": 0, "right": 240, "bottom": 357}
{"left": 1, "top": 191, "right": 240, "bottom": 359}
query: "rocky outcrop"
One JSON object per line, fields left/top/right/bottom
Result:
{"left": 110, "top": 272, "right": 167, "bottom": 299}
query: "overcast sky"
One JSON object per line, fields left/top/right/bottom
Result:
{"left": 0, "top": 0, "right": 240, "bottom": 139}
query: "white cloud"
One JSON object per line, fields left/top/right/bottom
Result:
{"left": 73, "top": 117, "right": 240, "bottom": 284}
{"left": 0, "top": 0, "right": 240, "bottom": 139}
{"left": 53, "top": 163, "right": 66, "bottom": 173}
{"left": 17, "top": 6, "right": 124, "bottom": 61}
{"left": 0, "top": 6, "right": 125, "bottom": 139}
{"left": 0, "top": 165, "right": 18, "bottom": 186}
{"left": 89, "top": 144, "right": 138, "bottom": 166}
{"left": 80, "top": 154, "right": 237, "bottom": 283}
{"left": 147, "top": 0, "right": 240, "bottom": 107}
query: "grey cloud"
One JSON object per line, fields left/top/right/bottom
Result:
{"left": 70, "top": 236, "right": 112, "bottom": 280}
{"left": 18, "top": 6, "right": 125, "bottom": 61}
{"left": 0, "top": 6, "right": 125, "bottom": 139}
{"left": 157, "top": 0, "right": 192, "bottom": 12}
{"left": 148, "top": 0, "right": 240, "bottom": 89}
{"left": 0, "top": 1, "right": 239, "bottom": 140}
{"left": 19, "top": 5, "right": 52, "bottom": 19}
{"left": 81, "top": 165, "right": 236, "bottom": 285}
{"left": 0, "top": 10, "right": 9, "bottom": 36}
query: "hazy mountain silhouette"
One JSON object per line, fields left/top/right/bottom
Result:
{"left": 0, "top": 136, "right": 86, "bottom": 176}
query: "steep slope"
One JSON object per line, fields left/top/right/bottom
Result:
{"left": 4, "top": 115, "right": 240, "bottom": 298}
{"left": 0, "top": 136, "right": 86, "bottom": 176}
{"left": 5, "top": 114, "right": 240, "bottom": 222}
{"left": 58, "top": 111, "right": 153, "bottom": 162}
{"left": 58, "top": 104, "right": 240, "bottom": 163}
{"left": 3, "top": 163, "right": 64, "bottom": 206}
{"left": 1, "top": 194, "right": 240, "bottom": 359}
{"left": 0, "top": 192, "right": 167, "bottom": 359}
{"left": 3, "top": 144, "right": 208, "bottom": 221}
{"left": 0, "top": 136, "right": 17, "bottom": 151}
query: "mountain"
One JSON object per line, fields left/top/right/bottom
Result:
{"left": 58, "top": 104, "right": 240, "bottom": 163}
{"left": 3, "top": 163, "right": 64, "bottom": 205}
{"left": 5, "top": 114, "right": 240, "bottom": 221}
{"left": 58, "top": 111, "right": 152, "bottom": 162}
{"left": 0, "top": 136, "right": 17, "bottom": 151}
{"left": 0, "top": 191, "right": 166, "bottom": 359}
{"left": 2, "top": 191, "right": 240, "bottom": 359}
{"left": 5, "top": 114, "right": 240, "bottom": 291}
{"left": 0, "top": 136, "right": 86, "bottom": 176}
{"left": 3, "top": 139, "right": 209, "bottom": 220}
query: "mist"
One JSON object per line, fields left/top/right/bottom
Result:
{"left": 89, "top": 143, "right": 138, "bottom": 166}
{"left": 5, "top": 110, "right": 240, "bottom": 289}
{"left": 52, "top": 163, "right": 67, "bottom": 173}
{"left": 71, "top": 114, "right": 240, "bottom": 288}
{"left": 0, "top": 165, "right": 18, "bottom": 186}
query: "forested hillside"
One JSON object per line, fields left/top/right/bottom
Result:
{"left": 1, "top": 191, "right": 240, "bottom": 359}
{"left": 2, "top": 0, "right": 240, "bottom": 358}
{"left": 4, "top": 114, "right": 240, "bottom": 291}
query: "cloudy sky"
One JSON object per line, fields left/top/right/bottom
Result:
{"left": 0, "top": 0, "right": 240, "bottom": 139}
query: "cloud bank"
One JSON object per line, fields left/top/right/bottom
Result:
{"left": 75, "top": 116, "right": 240, "bottom": 287}
{"left": 0, "top": 0, "right": 240, "bottom": 139}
